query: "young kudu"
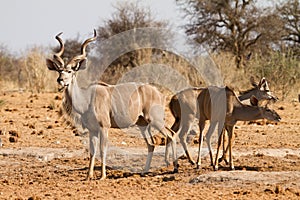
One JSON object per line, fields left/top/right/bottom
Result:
{"left": 196, "top": 87, "right": 281, "bottom": 170}
{"left": 217, "top": 77, "right": 279, "bottom": 164}
{"left": 46, "top": 30, "right": 178, "bottom": 180}
{"left": 168, "top": 78, "right": 278, "bottom": 166}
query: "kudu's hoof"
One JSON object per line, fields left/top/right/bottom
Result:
{"left": 172, "top": 163, "right": 179, "bottom": 174}
{"left": 213, "top": 166, "right": 219, "bottom": 171}
{"left": 173, "top": 168, "right": 179, "bottom": 174}
{"left": 218, "top": 157, "right": 229, "bottom": 165}
{"left": 190, "top": 161, "right": 196, "bottom": 165}
{"left": 141, "top": 172, "right": 149, "bottom": 177}
{"left": 166, "top": 162, "right": 171, "bottom": 167}
{"left": 218, "top": 157, "right": 223, "bottom": 163}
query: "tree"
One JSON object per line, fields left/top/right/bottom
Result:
{"left": 277, "top": 0, "right": 300, "bottom": 56}
{"left": 176, "top": 0, "right": 282, "bottom": 68}
{"left": 92, "top": 1, "right": 171, "bottom": 83}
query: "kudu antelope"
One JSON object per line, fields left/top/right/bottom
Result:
{"left": 196, "top": 87, "right": 281, "bottom": 170}
{"left": 167, "top": 78, "right": 278, "bottom": 166}
{"left": 217, "top": 77, "right": 278, "bottom": 164}
{"left": 46, "top": 30, "right": 178, "bottom": 180}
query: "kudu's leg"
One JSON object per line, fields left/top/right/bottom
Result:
{"left": 214, "top": 128, "right": 223, "bottom": 170}
{"left": 178, "top": 115, "right": 195, "bottom": 165}
{"left": 226, "top": 125, "right": 235, "bottom": 170}
{"left": 86, "top": 132, "right": 98, "bottom": 180}
{"left": 144, "top": 143, "right": 155, "bottom": 174}
{"left": 165, "top": 118, "right": 179, "bottom": 166}
{"left": 218, "top": 131, "right": 229, "bottom": 165}
{"left": 206, "top": 122, "right": 218, "bottom": 167}
{"left": 137, "top": 117, "right": 155, "bottom": 174}
{"left": 141, "top": 125, "right": 155, "bottom": 174}
{"left": 197, "top": 121, "right": 217, "bottom": 169}
{"left": 150, "top": 116, "right": 178, "bottom": 173}
{"left": 162, "top": 126, "right": 178, "bottom": 173}
{"left": 170, "top": 116, "right": 180, "bottom": 133}
{"left": 214, "top": 124, "right": 226, "bottom": 170}
{"left": 99, "top": 127, "right": 109, "bottom": 180}
{"left": 196, "top": 119, "right": 205, "bottom": 169}
{"left": 165, "top": 116, "right": 180, "bottom": 165}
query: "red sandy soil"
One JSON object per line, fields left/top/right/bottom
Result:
{"left": 0, "top": 92, "right": 299, "bottom": 199}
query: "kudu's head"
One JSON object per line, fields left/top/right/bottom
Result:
{"left": 250, "top": 96, "right": 281, "bottom": 122}
{"left": 46, "top": 30, "right": 97, "bottom": 88}
{"left": 250, "top": 77, "right": 279, "bottom": 103}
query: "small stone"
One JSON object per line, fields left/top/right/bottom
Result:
{"left": 163, "top": 175, "right": 176, "bottom": 182}
{"left": 9, "top": 136, "right": 17, "bottom": 143}
{"left": 275, "top": 185, "right": 283, "bottom": 194}
{"left": 9, "top": 130, "right": 19, "bottom": 137}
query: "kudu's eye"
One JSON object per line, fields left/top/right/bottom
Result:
{"left": 68, "top": 70, "right": 72, "bottom": 73}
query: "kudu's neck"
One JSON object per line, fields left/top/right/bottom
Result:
{"left": 238, "top": 89, "right": 256, "bottom": 101}
{"left": 64, "top": 76, "right": 93, "bottom": 115}
{"left": 233, "top": 105, "right": 264, "bottom": 121}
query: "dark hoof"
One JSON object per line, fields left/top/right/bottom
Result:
{"left": 218, "top": 157, "right": 229, "bottom": 165}
{"left": 140, "top": 172, "right": 149, "bottom": 177}
{"left": 85, "top": 174, "right": 93, "bottom": 181}
{"left": 189, "top": 160, "right": 196, "bottom": 165}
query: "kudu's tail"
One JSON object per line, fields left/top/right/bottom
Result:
{"left": 169, "top": 95, "right": 181, "bottom": 133}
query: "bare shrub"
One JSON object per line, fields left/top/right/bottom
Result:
{"left": 23, "top": 47, "right": 57, "bottom": 93}
{"left": 211, "top": 51, "right": 299, "bottom": 100}
{"left": 100, "top": 48, "right": 204, "bottom": 87}
{"left": 0, "top": 45, "right": 22, "bottom": 91}
{"left": 248, "top": 51, "right": 299, "bottom": 100}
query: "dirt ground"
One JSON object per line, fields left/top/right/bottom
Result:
{"left": 0, "top": 91, "right": 299, "bottom": 200}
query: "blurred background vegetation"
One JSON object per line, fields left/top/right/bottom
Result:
{"left": 0, "top": 0, "right": 299, "bottom": 100}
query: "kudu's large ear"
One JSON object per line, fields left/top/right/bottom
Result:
{"left": 250, "top": 76, "right": 257, "bottom": 87}
{"left": 46, "top": 58, "right": 59, "bottom": 71}
{"left": 73, "top": 58, "right": 88, "bottom": 71}
{"left": 258, "top": 77, "right": 267, "bottom": 89}
{"left": 250, "top": 95, "right": 259, "bottom": 106}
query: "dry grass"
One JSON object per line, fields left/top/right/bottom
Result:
{"left": 0, "top": 48, "right": 298, "bottom": 101}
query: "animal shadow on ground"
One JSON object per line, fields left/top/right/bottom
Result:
{"left": 67, "top": 165, "right": 177, "bottom": 180}
{"left": 217, "top": 164, "right": 261, "bottom": 171}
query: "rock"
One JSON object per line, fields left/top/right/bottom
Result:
{"left": 9, "top": 130, "right": 19, "bottom": 137}
{"left": 275, "top": 185, "right": 283, "bottom": 194}
{"left": 28, "top": 195, "right": 42, "bottom": 200}
{"left": 9, "top": 136, "right": 17, "bottom": 143}
{"left": 264, "top": 188, "right": 274, "bottom": 194}
{"left": 163, "top": 175, "right": 175, "bottom": 182}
